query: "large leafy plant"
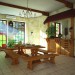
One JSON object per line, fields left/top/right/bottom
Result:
{"left": 46, "top": 24, "right": 56, "bottom": 38}
{"left": 8, "top": 39, "right": 15, "bottom": 48}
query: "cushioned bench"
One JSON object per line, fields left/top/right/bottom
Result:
{"left": 21, "top": 53, "right": 58, "bottom": 70}
{"left": 4, "top": 50, "right": 19, "bottom": 65}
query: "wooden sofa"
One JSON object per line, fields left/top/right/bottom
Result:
{"left": 21, "top": 53, "right": 58, "bottom": 70}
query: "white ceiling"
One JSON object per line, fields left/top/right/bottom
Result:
{"left": 0, "top": 0, "right": 75, "bottom": 17}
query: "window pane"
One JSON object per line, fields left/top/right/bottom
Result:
{"left": 0, "top": 20, "right": 7, "bottom": 47}
{"left": 16, "top": 22, "right": 19, "bottom": 28}
{"left": 9, "top": 21, "right": 25, "bottom": 44}
{"left": 56, "top": 23, "right": 60, "bottom": 37}
{"left": 0, "top": 35, "right": 2, "bottom": 40}
{"left": 3, "top": 41, "right": 6, "bottom": 44}
{"left": 0, "top": 41, "right": 2, "bottom": 47}
{"left": 21, "top": 31, "right": 24, "bottom": 35}
{"left": 13, "top": 22, "right": 15, "bottom": 28}
{"left": 2, "top": 21, "right": 7, "bottom": 25}
{"left": 3, "top": 35, "right": 6, "bottom": 40}
{"left": 0, "top": 21, "right": 2, "bottom": 26}
{"left": 22, "top": 35, "right": 24, "bottom": 39}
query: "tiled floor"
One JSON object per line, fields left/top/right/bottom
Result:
{"left": 0, "top": 51, "right": 75, "bottom": 75}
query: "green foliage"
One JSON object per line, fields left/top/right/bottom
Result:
{"left": 8, "top": 39, "right": 15, "bottom": 48}
{"left": 46, "top": 24, "right": 56, "bottom": 38}
{"left": 18, "top": 41, "right": 22, "bottom": 45}
{"left": 58, "top": 33, "right": 62, "bottom": 38}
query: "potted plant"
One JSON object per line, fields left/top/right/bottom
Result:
{"left": 8, "top": 39, "right": 15, "bottom": 48}
{"left": 46, "top": 23, "right": 56, "bottom": 38}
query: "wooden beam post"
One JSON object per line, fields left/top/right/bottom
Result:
{"left": 70, "top": 17, "right": 74, "bottom": 56}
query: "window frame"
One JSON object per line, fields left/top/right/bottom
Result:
{"left": 55, "top": 22, "right": 61, "bottom": 37}
{"left": 8, "top": 21, "right": 25, "bottom": 44}
{"left": 0, "top": 20, "right": 7, "bottom": 47}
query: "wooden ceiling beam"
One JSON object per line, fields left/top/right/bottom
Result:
{"left": 44, "top": 9, "right": 75, "bottom": 24}
{"left": 0, "top": 1, "right": 49, "bottom": 16}
{"left": 56, "top": 0, "right": 73, "bottom": 8}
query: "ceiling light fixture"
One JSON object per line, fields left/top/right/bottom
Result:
{"left": 19, "top": 0, "right": 42, "bottom": 18}
{"left": 19, "top": 0, "right": 37, "bottom": 18}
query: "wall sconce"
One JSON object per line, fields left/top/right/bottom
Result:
{"left": 8, "top": 21, "right": 13, "bottom": 33}
{"left": 8, "top": 21, "right": 13, "bottom": 27}
{"left": 31, "top": 31, "right": 33, "bottom": 35}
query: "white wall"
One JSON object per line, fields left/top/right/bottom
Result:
{"left": 26, "top": 16, "right": 48, "bottom": 46}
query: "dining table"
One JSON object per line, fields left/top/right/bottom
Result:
{"left": 14, "top": 44, "right": 45, "bottom": 56}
